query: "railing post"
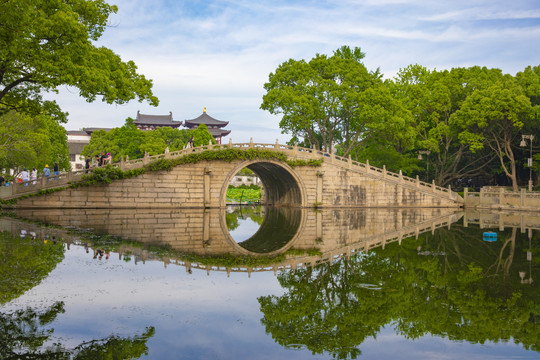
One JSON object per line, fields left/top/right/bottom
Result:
{"left": 399, "top": 170, "right": 403, "bottom": 180}
{"left": 464, "top": 188, "right": 468, "bottom": 203}
{"left": 293, "top": 142, "right": 298, "bottom": 153}
{"left": 479, "top": 187, "right": 484, "bottom": 206}
{"left": 143, "top": 152, "right": 149, "bottom": 165}
{"left": 432, "top": 180, "right": 436, "bottom": 192}
{"left": 348, "top": 155, "right": 352, "bottom": 169}
{"left": 165, "top": 147, "right": 170, "bottom": 159}
{"left": 416, "top": 175, "right": 420, "bottom": 187}
{"left": 383, "top": 165, "right": 387, "bottom": 178}
{"left": 67, "top": 169, "right": 72, "bottom": 182}
{"left": 120, "top": 156, "right": 125, "bottom": 171}
{"left": 249, "top": 137, "right": 254, "bottom": 148}
{"left": 499, "top": 187, "right": 504, "bottom": 205}
{"left": 365, "top": 159, "right": 369, "bottom": 173}
{"left": 229, "top": 138, "right": 233, "bottom": 146}
{"left": 448, "top": 184, "right": 452, "bottom": 198}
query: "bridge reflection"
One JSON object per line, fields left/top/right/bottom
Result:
{"left": 4, "top": 207, "right": 472, "bottom": 275}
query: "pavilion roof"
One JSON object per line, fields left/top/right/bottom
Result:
{"left": 208, "top": 128, "right": 231, "bottom": 137}
{"left": 135, "top": 111, "right": 182, "bottom": 126}
{"left": 185, "top": 111, "right": 229, "bottom": 128}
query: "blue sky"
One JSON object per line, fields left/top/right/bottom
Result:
{"left": 56, "top": 0, "right": 540, "bottom": 143}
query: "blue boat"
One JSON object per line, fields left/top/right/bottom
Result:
{"left": 483, "top": 232, "right": 497, "bottom": 242}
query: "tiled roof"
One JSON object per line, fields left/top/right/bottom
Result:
{"left": 135, "top": 111, "right": 182, "bottom": 126}
{"left": 185, "top": 112, "right": 229, "bottom": 127}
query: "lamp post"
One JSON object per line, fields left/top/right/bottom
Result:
{"left": 418, "top": 150, "right": 431, "bottom": 182}
{"left": 520, "top": 135, "right": 534, "bottom": 191}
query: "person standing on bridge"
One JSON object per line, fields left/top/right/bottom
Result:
{"left": 43, "top": 164, "right": 50, "bottom": 180}
{"left": 21, "top": 168, "right": 29, "bottom": 186}
{"left": 85, "top": 156, "right": 91, "bottom": 173}
{"left": 100, "top": 151, "right": 107, "bottom": 167}
{"left": 53, "top": 162, "right": 59, "bottom": 180}
{"left": 30, "top": 167, "right": 37, "bottom": 185}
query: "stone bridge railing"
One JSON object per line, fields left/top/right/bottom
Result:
{"left": 464, "top": 187, "right": 540, "bottom": 211}
{"left": 0, "top": 139, "right": 460, "bottom": 202}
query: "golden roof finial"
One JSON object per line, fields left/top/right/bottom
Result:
{"left": 203, "top": 107, "right": 207, "bottom": 113}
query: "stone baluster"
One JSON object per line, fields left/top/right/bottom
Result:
{"left": 275, "top": 139, "right": 279, "bottom": 150}
{"left": 143, "top": 152, "right": 149, "bottom": 165}
{"left": 249, "top": 137, "right": 254, "bottom": 148}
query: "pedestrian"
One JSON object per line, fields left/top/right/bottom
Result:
{"left": 0, "top": 174, "right": 4, "bottom": 186}
{"left": 100, "top": 152, "right": 107, "bottom": 167}
{"left": 105, "top": 152, "right": 112, "bottom": 165}
{"left": 30, "top": 167, "right": 37, "bottom": 185}
{"left": 94, "top": 154, "right": 100, "bottom": 167}
{"left": 21, "top": 168, "right": 29, "bottom": 186}
{"left": 43, "top": 164, "right": 50, "bottom": 180}
{"left": 85, "top": 156, "right": 91, "bottom": 173}
{"left": 53, "top": 162, "right": 59, "bottom": 179}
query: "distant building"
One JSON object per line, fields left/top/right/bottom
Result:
{"left": 184, "top": 108, "right": 231, "bottom": 144}
{"left": 67, "top": 130, "right": 91, "bottom": 170}
{"left": 134, "top": 111, "right": 182, "bottom": 130}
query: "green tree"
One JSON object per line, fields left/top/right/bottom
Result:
{"left": 390, "top": 65, "right": 501, "bottom": 185}
{"left": 261, "top": 46, "right": 401, "bottom": 156}
{"left": 451, "top": 76, "right": 533, "bottom": 190}
{"left": 0, "top": 109, "right": 70, "bottom": 174}
{"left": 0, "top": 0, "right": 158, "bottom": 116}
{"left": 191, "top": 124, "right": 216, "bottom": 147}
{"left": 83, "top": 119, "right": 193, "bottom": 162}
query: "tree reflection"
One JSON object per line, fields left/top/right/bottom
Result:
{"left": 258, "top": 225, "right": 540, "bottom": 359}
{"left": 0, "top": 302, "right": 155, "bottom": 359}
{"left": 0, "top": 231, "right": 65, "bottom": 304}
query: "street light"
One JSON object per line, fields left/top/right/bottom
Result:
{"left": 418, "top": 150, "right": 431, "bottom": 182}
{"left": 520, "top": 134, "right": 534, "bottom": 191}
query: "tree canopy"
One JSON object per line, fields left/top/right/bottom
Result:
{"left": 261, "top": 46, "right": 408, "bottom": 157}
{"left": 0, "top": 0, "right": 158, "bottom": 117}
{"left": 263, "top": 46, "right": 540, "bottom": 187}
{"left": 82, "top": 119, "right": 194, "bottom": 162}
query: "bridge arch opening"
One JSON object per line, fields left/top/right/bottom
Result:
{"left": 224, "top": 160, "right": 304, "bottom": 207}
{"left": 225, "top": 205, "right": 303, "bottom": 254}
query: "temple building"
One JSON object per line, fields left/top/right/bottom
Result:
{"left": 184, "top": 108, "right": 231, "bottom": 144}
{"left": 134, "top": 111, "right": 182, "bottom": 130}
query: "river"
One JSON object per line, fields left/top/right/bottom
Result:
{"left": 0, "top": 206, "right": 538, "bottom": 359}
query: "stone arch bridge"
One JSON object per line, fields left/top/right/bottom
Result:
{"left": 7, "top": 141, "right": 463, "bottom": 209}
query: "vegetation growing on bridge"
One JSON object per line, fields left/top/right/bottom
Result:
{"left": 79, "top": 147, "right": 321, "bottom": 186}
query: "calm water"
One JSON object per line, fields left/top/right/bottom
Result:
{"left": 0, "top": 206, "right": 538, "bottom": 359}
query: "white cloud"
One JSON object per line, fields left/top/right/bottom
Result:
{"left": 56, "top": 0, "right": 540, "bottom": 144}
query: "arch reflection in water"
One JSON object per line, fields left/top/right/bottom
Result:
{"left": 12, "top": 207, "right": 460, "bottom": 269}
{"left": 226, "top": 205, "right": 303, "bottom": 253}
